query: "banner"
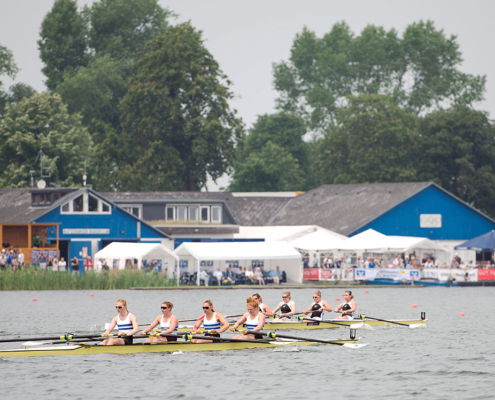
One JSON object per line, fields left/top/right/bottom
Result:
{"left": 477, "top": 269, "right": 495, "bottom": 281}
{"left": 355, "top": 268, "right": 420, "bottom": 281}
{"left": 421, "top": 268, "right": 478, "bottom": 282}
{"left": 303, "top": 269, "right": 319, "bottom": 280}
{"left": 31, "top": 250, "right": 58, "bottom": 263}
{"left": 320, "top": 269, "right": 353, "bottom": 281}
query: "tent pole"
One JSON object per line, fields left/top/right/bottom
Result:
{"left": 177, "top": 257, "right": 180, "bottom": 287}
{"left": 197, "top": 258, "right": 200, "bottom": 286}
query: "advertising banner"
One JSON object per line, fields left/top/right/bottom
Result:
{"left": 421, "top": 268, "right": 478, "bottom": 282}
{"left": 355, "top": 268, "right": 420, "bottom": 281}
{"left": 303, "top": 269, "right": 319, "bottom": 280}
{"left": 320, "top": 269, "right": 353, "bottom": 281}
{"left": 476, "top": 269, "right": 495, "bottom": 281}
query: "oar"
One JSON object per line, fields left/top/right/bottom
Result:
{"left": 297, "top": 316, "right": 367, "bottom": 329}
{"left": 0, "top": 333, "right": 123, "bottom": 344}
{"left": 358, "top": 315, "right": 424, "bottom": 329}
{"left": 144, "top": 332, "right": 274, "bottom": 345}
{"left": 251, "top": 330, "right": 367, "bottom": 349}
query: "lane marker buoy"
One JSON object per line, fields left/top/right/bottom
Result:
{"left": 412, "top": 304, "right": 417, "bottom": 308}
{"left": 458, "top": 312, "right": 465, "bottom": 316}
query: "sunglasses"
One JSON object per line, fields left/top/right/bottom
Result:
{"left": 161, "top": 306, "right": 168, "bottom": 310}
{"left": 282, "top": 296, "right": 288, "bottom": 299}
{"left": 115, "top": 306, "right": 124, "bottom": 309}
{"left": 313, "top": 296, "right": 320, "bottom": 298}
{"left": 203, "top": 306, "right": 210, "bottom": 310}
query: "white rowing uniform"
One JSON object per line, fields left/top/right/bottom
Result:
{"left": 204, "top": 312, "right": 221, "bottom": 331}
{"left": 341, "top": 301, "right": 354, "bottom": 320}
{"left": 246, "top": 312, "right": 264, "bottom": 331}
{"left": 310, "top": 301, "right": 324, "bottom": 320}
{"left": 117, "top": 312, "right": 134, "bottom": 333}
{"left": 160, "top": 314, "right": 178, "bottom": 333}
{"left": 258, "top": 303, "right": 266, "bottom": 313}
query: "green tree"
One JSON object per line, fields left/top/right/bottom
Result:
{"left": 274, "top": 21, "right": 485, "bottom": 132}
{"left": 230, "top": 112, "right": 313, "bottom": 190}
{"left": 417, "top": 106, "right": 495, "bottom": 217}
{"left": 115, "top": 24, "right": 243, "bottom": 191}
{"left": 0, "top": 92, "right": 93, "bottom": 187}
{"left": 0, "top": 44, "right": 19, "bottom": 117}
{"left": 229, "top": 141, "right": 304, "bottom": 191}
{"left": 38, "top": 0, "right": 89, "bottom": 91}
{"left": 316, "top": 94, "right": 419, "bottom": 184}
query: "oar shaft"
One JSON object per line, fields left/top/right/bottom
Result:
{"left": 362, "top": 316, "right": 409, "bottom": 327}
{"left": 145, "top": 332, "right": 272, "bottom": 344}
{"left": 299, "top": 317, "right": 353, "bottom": 328}
{"left": 255, "top": 330, "right": 345, "bottom": 346}
{"left": 0, "top": 333, "right": 121, "bottom": 343}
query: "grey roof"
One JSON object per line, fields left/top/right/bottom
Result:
{"left": 0, "top": 189, "right": 53, "bottom": 223}
{"left": 268, "top": 182, "right": 433, "bottom": 235}
{"left": 101, "top": 191, "right": 232, "bottom": 202}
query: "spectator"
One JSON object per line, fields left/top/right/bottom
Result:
{"left": 269, "top": 268, "right": 279, "bottom": 285}
{"left": 11, "top": 250, "right": 19, "bottom": 271}
{"left": 47, "top": 256, "right": 53, "bottom": 272}
{"left": 33, "top": 230, "right": 41, "bottom": 248}
{"left": 225, "top": 267, "right": 236, "bottom": 284}
{"left": 84, "top": 256, "right": 93, "bottom": 272}
{"left": 102, "top": 260, "right": 110, "bottom": 271}
{"left": 312, "top": 253, "right": 318, "bottom": 268}
{"left": 303, "top": 256, "right": 309, "bottom": 269}
{"left": 393, "top": 254, "right": 402, "bottom": 268}
{"left": 425, "top": 258, "right": 434, "bottom": 269}
{"left": 18, "top": 249, "right": 24, "bottom": 268}
{"left": 59, "top": 257, "right": 67, "bottom": 272}
{"left": 356, "top": 256, "right": 363, "bottom": 269}
{"left": 71, "top": 256, "right": 80, "bottom": 273}
{"left": 276, "top": 266, "right": 283, "bottom": 283}
{"left": 451, "top": 257, "right": 460, "bottom": 269}
{"left": 255, "top": 267, "right": 265, "bottom": 285}
{"left": 404, "top": 255, "right": 410, "bottom": 267}
{"left": 125, "top": 259, "right": 133, "bottom": 269}
{"left": 245, "top": 266, "right": 255, "bottom": 283}
{"left": 327, "top": 256, "right": 334, "bottom": 268}
{"left": 377, "top": 257, "right": 384, "bottom": 268}
{"left": 364, "top": 257, "right": 370, "bottom": 268}
{"left": 322, "top": 254, "right": 329, "bottom": 268}
{"left": 39, "top": 251, "right": 47, "bottom": 271}
{"left": 2, "top": 239, "right": 10, "bottom": 249}
{"left": 200, "top": 269, "right": 210, "bottom": 286}
{"left": 213, "top": 268, "right": 223, "bottom": 285}
{"left": 340, "top": 256, "right": 348, "bottom": 269}
{"left": 368, "top": 258, "right": 376, "bottom": 269}
{"left": 373, "top": 257, "right": 381, "bottom": 269}
{"left": 454, "top": 253, "right": 462, "bottom": 264}
{"left": 345, "top": 254, "right": 351, "bottom": 265}
{"left": 52, "top": 258, "right": 59, "bottom": 272}
{"left": 5, "top": 249, "right": 13, "bottom": 269}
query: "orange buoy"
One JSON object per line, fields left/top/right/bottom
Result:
{"left": 90, "top": 294, "right": 94, "bottom": 297}
{"left": 458, "top": 312, "right": 465, "bottom": 316}
{"left": 412, "top": 304, "right": 417, "bottom": 308}
{"left": 335, "top": 298, "right": 340, "bottom": 301}
{"left": 32, "top": 299, "right": 37, "bottom": 302}
{"left": 365, "top": 290, "right": 369, "bottom": 293}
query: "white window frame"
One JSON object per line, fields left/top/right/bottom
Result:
{"left": 60, "top": 193, "right": 111, "bottom": 215}
{"left": 211, "top": 206, "right": 222, "bottom": 223}
{"left": 189, "top": 206, "right": 199, "bottom": 222}
{"left": 176, "top": 206, "right": 187, "bottom": 221}
{"left": 166, "top": 206, "right": 176, "bottom": 221}
{"left": 122, "top": 204, "right": 143, "bottom": 219}
{"left": 200, "top": 206, "right": 210, "bottom": 222}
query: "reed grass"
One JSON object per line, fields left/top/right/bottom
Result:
{"left": 0, "top": 267, "right": 175, "bottom": 290}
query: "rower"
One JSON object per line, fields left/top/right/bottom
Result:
{"left": 334, "top": 291, "right": 356, "bottom": 320}
{"left": 192, "top": 300, "right": 230, "bottom": 343}
{"left": 272, "top": 292, "right": 296, "bottom": 320}
{"left": 140, "top": 301, "right": 178, "bottom": 342}
{"left": 252, "top": 293, "right": 273, "bottom": 317}
{"left": 231, "top": 297, "right": 265, "bottom": 339}
{"left": 102, "top": 299, "right": 138, "bottom": 346}
{"left": 302, "top": 290, "right": 332, "bottom": 321}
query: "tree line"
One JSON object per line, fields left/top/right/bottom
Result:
{"left": 1, "top": 2, "right": 495, "bottom": 216}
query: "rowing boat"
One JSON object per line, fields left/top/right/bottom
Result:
{"left": 176, "top": 317, "right": 427, "bottom": 332}
{"left": 0, "top": 337, "right": 358, "bottom": 358}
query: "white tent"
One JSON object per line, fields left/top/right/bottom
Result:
{"left": 94, "top": 242, "right": 178, "bottom": 275}
{"left": 338, "top": 229, "right": 388, "bottom": 251}
{"left": 291, "top": 230, "right": 346, "bottom": 251}
{"left": 235, "top": 225, "right": 347, "bottom": 243}
{"left": 174, "top": 241, "right": 303, "bottom": 284}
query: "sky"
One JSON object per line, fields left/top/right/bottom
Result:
{"left": 1, "top": 0, "right": 495, "bottom": 189}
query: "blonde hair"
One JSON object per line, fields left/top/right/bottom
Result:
{"left": 345, "top": 291, "right": 354, "bottom": 300}
{"left": 252, "top": 293, "right": 263, "bottom": 303}
{"left": 162, "top": 301, "right": 173, "bottom": 310}
{"left": 314, "top": 290, "right": 322, "bottom": 297}
{"left": 116, "top": 299, "right": 128, "bottom": 310}
{"left": 283, "top": 291, "right": 291, "bottom": 299}
{"left": 246, "top": 297, "right": 259, "bottom": 308}
{"left": 203, "top": 299, "right": 214, "bottom": 312}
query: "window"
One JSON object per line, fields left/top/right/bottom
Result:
{"left": 61, "top": 203, "right": 69, "bottom": 212}
{"left": 420, "top": 214, "right": 442, "bottom": 228}
{"left": 166, "top": 207, "right": 175, "bottom": 221}
{"left": 189, "top": 206, "right": 198, "bottom": 221}
{"left": 73, "top": 195, "right": 83, "bottom": 212}
{"left": 122, "top": 205, "right": 142, "bottom": 218}
{"left": 102, "top": 203, "right": 110, "bottom": 212}
{"left": 177, "top": 206, "right": 187, "bottom": 221}
{"left": 88, "top": 195, "right": 98, "bottom": 212}
{"left": 32, "top": 194, "right": 39, "bottom": 205}
{"left": 211, "top": 206, "right": 221, "bottom": 223}
{"left": 200, "top": 206, "right": 209, "bottom": 222}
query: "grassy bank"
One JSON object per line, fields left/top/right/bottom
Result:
{"left": 0, "top": 267, "right": 175, "bottom": 290}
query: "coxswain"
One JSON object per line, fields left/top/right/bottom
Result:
{"left": 231, "top": 297, "right": 265, "bottom": 339}
{"left": 302, "top": 290, "right": 332, "bottom": 321}
{"left": 252, "top": 293, "right": 273, "bottom": 317}
{"left": 192, "top": 300, "right": 230, "bottom": 343}
{"left": 140, "top": 301, "right": 178, "bottom": 342}
{"left": 272, "top": 291, "right": 296, "bottom": 320}
{"left": 102, "top": 299, "right": 138, "bottom": 345}
{"left": 334, "top": 291, "right": 356, "bottom": 320}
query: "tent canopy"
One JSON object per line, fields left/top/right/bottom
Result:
{"left": 94, "top": 242, "right": 178, "bottom": 271}
{"left": 291, "top": 230, "right": 346, "bottom": 251}
{"left": 174, "top": 241, "right": 301, "bottom": 260}
{"left": 455, "top": 230, "right": 495, "bottom": 251}
{"left": 235, "top": 225, "right": 347, "bottom": 243}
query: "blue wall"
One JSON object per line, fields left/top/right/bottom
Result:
{"left": 350, "top": 185, "right": 495, "bottom": 240}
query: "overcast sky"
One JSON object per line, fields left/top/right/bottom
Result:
{"left": 1, "top": 0, "right": 494, "bottom": 189}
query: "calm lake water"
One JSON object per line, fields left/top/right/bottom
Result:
{"left": 0, "top": 286, "right": 494, "bottom": 400}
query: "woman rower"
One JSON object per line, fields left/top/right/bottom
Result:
{"left": 302, "top": 290, "right": 332, "bottom": 321}
{"left": 140, "top": 301, "right": 178, "bottom": 342}
{"left": 102, "top": 299, "right": 138, "bottom": 345}
{"left": 192, "top": 300, "right": 230, "bottom": 343}
{"left": 231, "top": 297, "right": 265, "bottom": 339}
{"left": 334, "top": 290, "right": 356, "bottom": 320}
{"left": 272, "top": 291, "right": 296, "bottom": 320}
{"left": 252, "top": 293, "right": 273, "bottom": 317}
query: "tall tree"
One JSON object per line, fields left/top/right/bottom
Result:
{"left": 38, "top": 0, "right": 89, "bottom": 91}
{"left": 0, "top": 93, "right": 93, "bottom": 187}
{"left": 229, "top": 112, "right": 312, "bottom": 191}
{"left": 316, "top": 94, "right": 419, "bottom": 184}
{"left": 0, "top": 44, "right": 19, "bottom": 117}
{"left": 115, "top": 24, "right": 243, "bottom": 191}
{"left": 417, "top": 106, "right": 495, "bottom": 217}
{"left": 273, "top": 21, "right": 485, "bottom": 132}
{"left": 229, "top": 141, "right": 304, "bottom": 192}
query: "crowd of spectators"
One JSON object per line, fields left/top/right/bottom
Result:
{"left": 199, "top": 265, "right": 286, "bottom": 286}
{"left": 0, "top": 246, "right": 24, "bottom": 271}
